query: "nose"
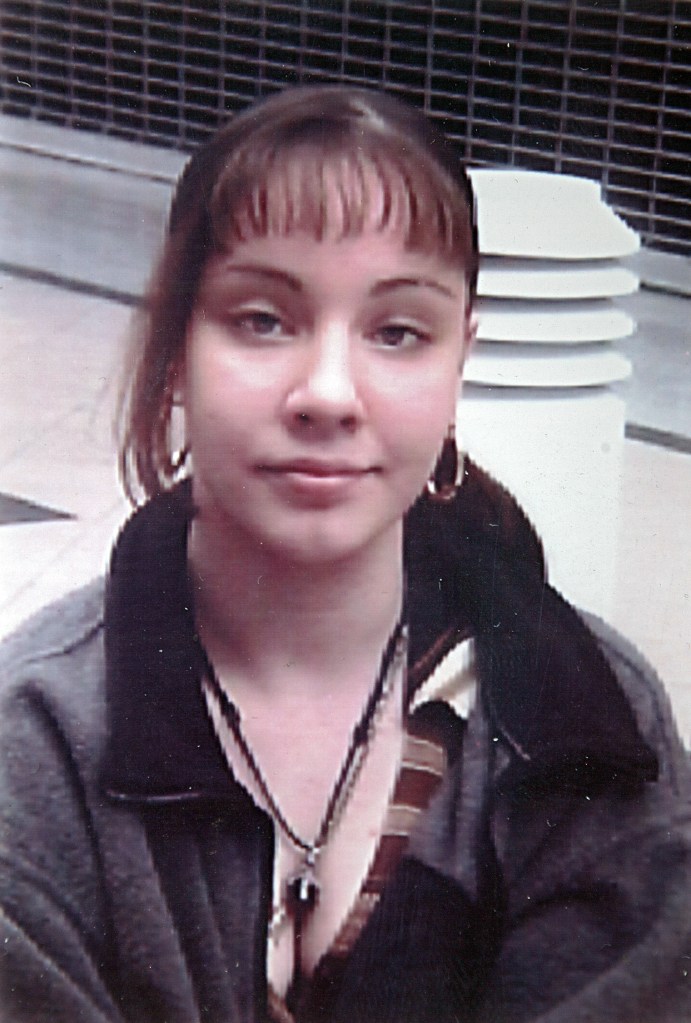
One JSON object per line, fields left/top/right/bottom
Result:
{"left": 284, "top": 321, "right": 364, "bottom": 431}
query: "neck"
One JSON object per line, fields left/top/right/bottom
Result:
{"left": 188, "top": 519, "right": 404, "bottom": 699}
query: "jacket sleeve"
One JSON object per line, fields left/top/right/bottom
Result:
{"left": 476, "top": 623, "right": 691, "bottom": 1023}
{"left": 0, "top": 634, "right": 126, "bottom": 1023}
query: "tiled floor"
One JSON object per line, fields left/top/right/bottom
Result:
{"left": 0, "top": 272, "right": 130, "bottom": 631}
{"left": 615, "top": 287, "right": 691, "bottom": 442}
{"left": 0, "top": 121, "right": 689, "bottom": 744}
{"left": 610, "top": 439, "right": 691, "bottom": 741}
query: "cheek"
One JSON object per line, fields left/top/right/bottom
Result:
{"left": 375, "top": 359, "right": 458, "bottom": 442}
{"left": 374, "top": 381, "right": 457, "bottom": 499}
{"left": 183, "top": 332, "right": 274, "bottom": 432}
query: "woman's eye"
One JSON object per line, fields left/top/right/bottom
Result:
{"left": 373, "top": 323, "right": 430, "bottom": 349}
{"left": 232, "top": 309, "right": 289, "bottom": 340}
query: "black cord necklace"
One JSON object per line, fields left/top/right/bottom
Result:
{"left": 199, "top": 614, "right": 407, "bottom": 990}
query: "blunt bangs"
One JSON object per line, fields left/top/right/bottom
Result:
{"left": 208, "top": 139, "right": 472, "bottom": 273}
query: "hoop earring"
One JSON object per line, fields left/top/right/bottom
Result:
{"left": 168, "top": 383, "right": 188, "bottom": 477}
{"left": 426, "top": 425, "right": 462, "bottom": 502}
{"left": 171, "top": 445, "right": 189, "bottom": 475}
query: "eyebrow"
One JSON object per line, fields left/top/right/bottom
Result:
{"left": 369, "top": 277, "right": 459, "bottom": 300}
{"left": 215, "top": 263, "right": 303, "bottom": 291}
{"left": 213, "top": 265, "right": 459, "bottom": 301}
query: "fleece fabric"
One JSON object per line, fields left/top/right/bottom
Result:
{"left": 1, "top": 463, "right": 689, "bottom": 1022}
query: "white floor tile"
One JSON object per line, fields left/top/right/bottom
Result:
{"left": 611, "top": 440, "right": 691, "bottom": 744}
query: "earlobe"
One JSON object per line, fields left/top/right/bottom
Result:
{"left": 466, "top": 311, "right": 478, "bottom": 352}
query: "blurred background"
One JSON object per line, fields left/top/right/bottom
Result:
{"left": 0, "top": 0, "right": 689, "bottom": 741}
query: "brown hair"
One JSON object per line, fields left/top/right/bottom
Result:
{"left": 119, "top": 85, "right": 478, "bottom": 501}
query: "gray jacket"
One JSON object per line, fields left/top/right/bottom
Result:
{"left": 1, "top": 466, "right": 690, "bottom": 1022}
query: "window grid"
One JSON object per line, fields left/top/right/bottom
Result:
{"left": 1, "top": 0, "right": 689, "bottom": 253}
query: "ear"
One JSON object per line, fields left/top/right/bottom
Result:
{"left": 459, "top": 307, "right": 478, "bottom": 370}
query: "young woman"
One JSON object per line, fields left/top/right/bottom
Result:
{"left": 1, "top": 86, "right": 689, "bottom": 1023}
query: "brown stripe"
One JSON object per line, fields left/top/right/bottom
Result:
{"left": 329, "top": 893, "right": 381, "bottom": 957}
{"left": 407, "top": 627, "right": 458, "bottom": 692}
{"left": 394, "top": 768, "right": 443, "bottom": 807}
{"left": 366, "top": 834, "right": 411, "bottom": 888}
{"left": 407, "top": 624, "right": 473, "bottom": 693}
{"left": 385, "top": 803, "right": 424, "bottom": 834}
{"left": 401, "top": 733, "right": 447, "bottom": 773}
{"left": 364, "top": 734, "right": 447, "bottom": 889}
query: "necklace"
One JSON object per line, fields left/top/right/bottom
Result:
{"left": 199, "top": 615, "right": 407, "bottom": 989}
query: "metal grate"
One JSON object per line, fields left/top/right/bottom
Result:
{"left": 1, "top": 1, "right": 689, "bottom": 255}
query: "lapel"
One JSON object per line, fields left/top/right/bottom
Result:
{"left": 405, "top": 460, "right": 657, "bottom": 792}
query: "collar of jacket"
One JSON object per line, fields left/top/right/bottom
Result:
{"left": 101, "top": 464, "right": 657, "bottom": 803}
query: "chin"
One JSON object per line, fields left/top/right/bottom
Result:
{"left": 256, "top": 511, "right": 404, "bottom": 568}
{"left": 197, "top": 480, "right": 411, "bottom": 567}
{"left": 264, "top": 530, "right": 378, "bottom": 567}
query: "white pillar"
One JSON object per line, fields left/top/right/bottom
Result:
{"left": 464, "top": 169, "right": 640, "bottom": 618}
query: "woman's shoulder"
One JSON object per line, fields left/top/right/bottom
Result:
{"left": 580, "top": 610, "right": 689, "bottom": 793}
{"left": 0, "top": 578, "right": 107, "bottom": 727}
{"left": 0, "top": 577, "right": 105, "bottom": 661}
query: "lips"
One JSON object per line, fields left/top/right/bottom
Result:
{"left": 258, "top": 458, "right": 376, "bottom": 478}
{"left": 255, "top": 458, "right": 379, "bottom": 507}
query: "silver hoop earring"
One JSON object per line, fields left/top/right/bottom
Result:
{"left": 426, "top": 425, "right": 463, "bottom": 502}
{"left": 171, "top": 446, "right": 190, "bottom": 475}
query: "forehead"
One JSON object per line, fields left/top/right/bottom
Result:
{"left": 199, "top": 227, "right": 467, "bottom": 311}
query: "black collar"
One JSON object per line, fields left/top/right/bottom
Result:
{"left": 102, "top": 465, "right": 657, "bottom": 802}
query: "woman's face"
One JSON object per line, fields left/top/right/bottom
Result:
{"left": 180, "top": 226, "right": 471, "bottom": 565}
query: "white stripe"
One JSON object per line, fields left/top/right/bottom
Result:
{"left": 410, "top": 637, "right": 477, "bottom": 719}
